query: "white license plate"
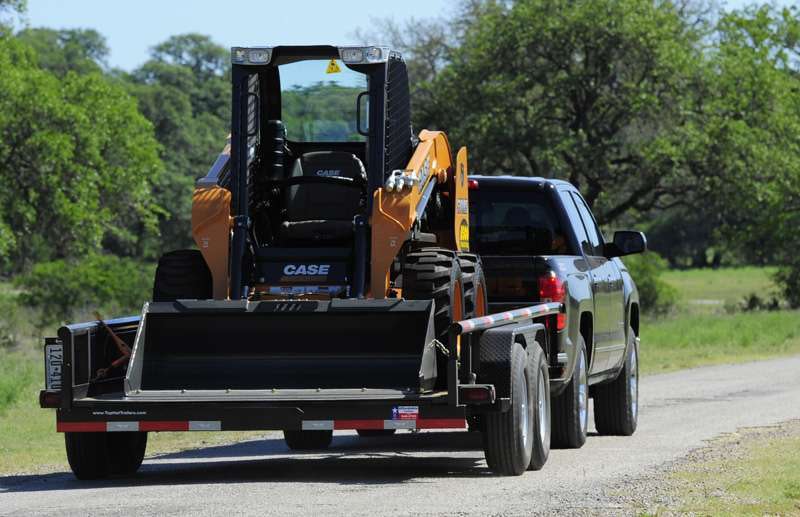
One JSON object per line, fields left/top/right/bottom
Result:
{"left": 44, "top": 342, "right": 63, "bottom": 390}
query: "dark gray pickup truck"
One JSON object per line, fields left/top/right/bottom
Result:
{"left": 469, "top": 175, "right": 646, "bottom": 448}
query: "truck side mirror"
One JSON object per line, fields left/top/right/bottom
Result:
{"left": 604, "top": 231, "right": 647, "bottom": 258}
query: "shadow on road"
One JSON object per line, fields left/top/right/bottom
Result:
{"left": 0, "top": 430, "right": 494, "bottom": 493}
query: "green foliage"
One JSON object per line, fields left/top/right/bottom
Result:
{"left": 622, "top": 253, "right": 677, "bottom": 315}
{"left": 775, "top": 261, "right": 800, "bottom": 309}
{"left": 0, "top": 34, "right": 163, "bottom": 271}
{"left": 16, "top": 254, "right": 154, "bottom": 323}
{"left": 282, "top": 83, "right": 364, "bottom": 142}
{"left": 0, "top": 348, "right": 36, "bottom": 415}
{"left": 15, "top": 27, "right": 108, "bottom": 76}
{"left": 124, "top": 33, "right": 229, "bottom": 251}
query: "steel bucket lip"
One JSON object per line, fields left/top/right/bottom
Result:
{"left": 145, "top": 298, "right": 435, "bottom": 314}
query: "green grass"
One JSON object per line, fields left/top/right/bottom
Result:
{"left": 642, "top": 310, "right": 800, "bottom": 374}
{"left": 661, "top": 266, "right": 778, "bottom": 315}
{"left": 667, "top": 425, "right": 800, "bottom": 515}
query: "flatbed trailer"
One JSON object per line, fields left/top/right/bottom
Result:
{"left": 41, "top": 301, "right": 562, "bottom": 477}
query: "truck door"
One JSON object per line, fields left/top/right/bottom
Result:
{"left": 569, "top": 192, "right": 619, "bottom": 373}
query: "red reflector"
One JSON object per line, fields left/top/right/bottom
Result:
{"left": 539, "top": 271, "right": 567, "bottom": 331}
{"left": 468, "top": 179, "right": 479, "bottom": 190}
{"left": 461, "top": 388, "right": 490, "bottom": 402}
{"left": 334, "top": 420, "right": 384, "bottom": 430}
{"left": 416, "top": 419, "right": 466, "bottom": 429}
{"left": 57, "top": 421, "right": 106, "bottom": 432}
{"left": 139, "top": 421, "right": 190, "bottom": 432}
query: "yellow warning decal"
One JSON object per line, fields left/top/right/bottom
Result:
{"left": 459, "top": 220, "right": 470, "bottom": 251}
{"left": 326, "top": 59, "right": 341, "bottom": 74}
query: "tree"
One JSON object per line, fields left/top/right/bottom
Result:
{"left": 0, "top": 34, "right": 162, "bottom": 272}
{"left": 15, "top": 27, "right": 108, "bottom": 76}
{"left": 123, "top": 34, "right": 230, "bottom": 252}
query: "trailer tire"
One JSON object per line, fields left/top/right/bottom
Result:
{"left": 551, "top": 337, "right": 588, "bottom": 449}
{"left": 402, "top": 248, "right": 465, "bottom": 387}
{"left": 108, "top": 432, "right": 148, "bottom": 475}
{"left": 593, "top": 327, "right": 639, "bottom": 436}
{"left": 459, "top": 254, "right": 488, "bottom": 319}
{"left": 356, "top": 429, "right": 396, "bottom": 438}
{"left": 482, "top": 343, "right": 548, "bottom": 475}
{"left": 152, "top": 249, "right": 213, "bottom": 302}
{"left": 283, "top": 430, "right": 333, "bottom": 450}
{"left": 65, "top": 432, "right": 110, "bottom": 480}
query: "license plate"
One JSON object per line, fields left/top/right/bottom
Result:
{"left": 44, "top": 342, "right": 63, "bottom": 390}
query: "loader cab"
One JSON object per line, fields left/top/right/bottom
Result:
{"left": 227, "top": 45, "right": 413, "bottom": 299}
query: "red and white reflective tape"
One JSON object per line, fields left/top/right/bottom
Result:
{"left": 57, "top": 420, "right": 221, "bottom": 432}
{"left": 301, "top": 418, "right": 466, "bottom": 431}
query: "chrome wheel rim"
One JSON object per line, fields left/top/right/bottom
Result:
{"left": 519, "top": 371, "right": 531, "bottom": 449}
{"left": 578, "top": 349, "right": 588, "bottom": 433}
{"left": 629, "top": 345, "right": 638, "bottom": 420}
{"left": 537, "top": 372, "right": 547, "bottom": 444}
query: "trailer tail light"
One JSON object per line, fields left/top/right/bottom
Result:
{"left": 39, "top": 390, "right": 61, "bottom": 408}
{"left": 468, "top": 179, "right": 479, "bottom": 190}
{"left": 459, "top": 384, "right": 496, "bottom": 404}
{"left": 539, "top": 271, "right": 566, "bottom": 330}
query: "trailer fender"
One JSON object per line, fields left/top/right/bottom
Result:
{"left": 477, "top": 323, "right": 546, "bottom": 400}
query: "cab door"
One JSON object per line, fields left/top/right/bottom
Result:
{"left": 569, "top": 193, "right": 624, "bottom": 372}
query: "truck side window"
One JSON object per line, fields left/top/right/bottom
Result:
{"left": 558, "top": 190, "right": 589, "bottom": 254}
{"left": 570, "top": 193, "right": 603, "bottom": 256}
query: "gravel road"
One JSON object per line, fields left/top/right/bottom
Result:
{"left": 2, "top": 355, "right": 799, "bottom": 516}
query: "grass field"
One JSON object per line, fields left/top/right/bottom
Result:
{"left": 0, "top": 267, "right": 798, "bottom": 474}
{"left": 661, "top": 422, "right": 800, "bottom": 515}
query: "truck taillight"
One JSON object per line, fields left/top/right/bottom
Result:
{"left": 539, "top": 271, "right": 566, "bottom": 330}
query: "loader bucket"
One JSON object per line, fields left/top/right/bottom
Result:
{"left": 125, "top": 299, "right": 438, "bottom": 394}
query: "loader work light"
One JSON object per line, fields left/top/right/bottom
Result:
{"left": 231, "top": 47, "right": 273, "bottom": 65}
{"left": 338, "top": 46, "right": 389, "bottom": 64}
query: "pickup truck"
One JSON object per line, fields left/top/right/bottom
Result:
{"left": 469, "top": 175, "right": 647, "bottom": 448}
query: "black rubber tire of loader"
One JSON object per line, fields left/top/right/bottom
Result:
{"left": 459, "top": 254, "right": 488, "bottom": 319}
{"left": 65, "top": 431, "right": 147, "bottom": 480}
{"left": 550, "top": 337, "right": 589, "bottom": 449}
{"left": 482, "top": 343, "right": 550, "bottom": 475}
{"left": 593, "top": 327, "right": 639, "bottom": 436}
{"left": 356, "top": 429, "right": 397, "bottom": 438}
{"left": 152, "top": 249, "right": 213, "bottom": 302}
{"left": 283, "top": 430, "right": 333, "bottom": 450}
{"left": 402, "top": 248, "right": 465, "bottom": 387}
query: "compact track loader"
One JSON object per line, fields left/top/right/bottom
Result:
{"left": 41, "top": 46, "right": 563, "bottom": 479}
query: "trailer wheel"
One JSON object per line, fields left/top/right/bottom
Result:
{"left": 65, "top": 431, "right": 147, "bottom": 480}
{"left": 593, "top": 327, "right": 638, "bottom": 436}
{"left": 108, "top": 432, "right": 148, "bottom": 475}
{"left": 152, "top": 249, "right": 212, "bottom": 302}
{"left": 550, "top": 337, "right": 588, "bottom": 448}
{"left": 483, "top": 343, "right": 549, "bottom": 475}
{"left": 459, "top": 254, "right": 488, "bottom": 319}
{"left": 402, "top": 248, "right": 465, "bottom": 387}
{"left": 283, "top": 430, "right": 333, "bottom": 450}
{"left": 356, "top": 429, "right": 396, "bottom": 438}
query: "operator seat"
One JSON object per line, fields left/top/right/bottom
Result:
{"left": 280, "top": 151, "right": 367, "bottom": 243}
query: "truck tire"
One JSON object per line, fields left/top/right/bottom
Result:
{"left": 593, "top": 327, "right": 639, "bottom": 436}
{"left": 65, "top": 431, "right": 147, "bottom": 480}
{"left": 482, "top": 343, "right": 549, "bottom": 475}
{"left": 402, "top": 248, "right": 465, "bottom": 387}
{"left": 283, "top": 430, "right": 333, "bottom": 450}
{"left": 356, "top": 429, "right": 396, "bottom": 438}
{"left": 550, "top": 337, "right": 589, "bottom": 449}
{"left": 459, "top": 254, "right": 488, "bottom": 319}
{"left": 152, "top": 249, "right": 213, "bottom": 302}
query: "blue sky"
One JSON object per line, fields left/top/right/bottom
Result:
{"left": 23, "top": 0, "right": 793, "bottom": 71}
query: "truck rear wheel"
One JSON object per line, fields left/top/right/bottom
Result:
{"left": 550, "top": 337, "right": 589, "bottom": 448}
{"left": 283, "top": 430, "right": 333, "bottom": 450}
{"left": 65, "top": 431, "right": 147, "bottom": 480}
{"left": 482, "top": 343, "right": 550, "bottom": 475}
{"left": 152, "top": 249, "right": 213, "bottom": 302}
{"left": 593, "top": 327, "right": 639, "bottom": 436}
{"left": 402, "top": 248, "right": 465, "bottom": 387}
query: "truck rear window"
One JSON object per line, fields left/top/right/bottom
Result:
{"left": 469, "top": 189, "right": 571, "bottom": 255}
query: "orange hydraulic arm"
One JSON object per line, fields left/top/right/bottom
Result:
{"left": 370, "top": 130, "right": 470, "bottom": 298}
